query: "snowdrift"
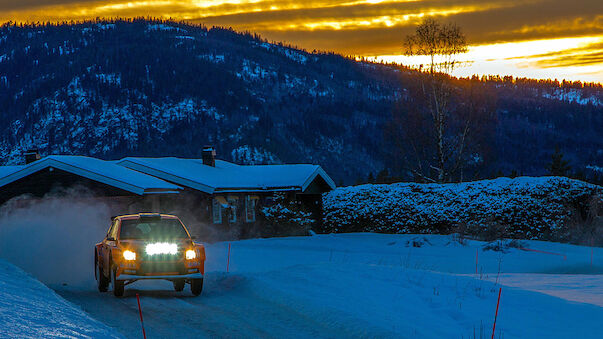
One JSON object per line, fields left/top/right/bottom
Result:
{"left": 323, "top": 177, "right": 602, "bottom": 240}
{"left": 0, "top": 259, "right": 119, "bottom": 338}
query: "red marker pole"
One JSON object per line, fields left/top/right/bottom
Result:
{"left": 491, "top": 288, "right": 502, "bottom": 339}
{"left": 136, "top": 293, "right": 147, "bottom": 339}
{"left": 227, "top": 243, "right": 231, "bottom": 273}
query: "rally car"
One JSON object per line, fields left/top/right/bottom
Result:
{"left": 95, "top": 213, "right": 205, "bottom": 297}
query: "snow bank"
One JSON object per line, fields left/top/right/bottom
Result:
{"left": 323, "top": 177, "right": 602, "bottom": 240}
{"left": 0, "top": 259, "right": 119, "bottom": 338}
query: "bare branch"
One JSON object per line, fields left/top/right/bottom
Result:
{"left": 401, "top": 18, "right": 471, "bottom": 183}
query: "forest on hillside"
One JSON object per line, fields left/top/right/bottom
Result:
{"left": 0, "top": 19, "right": 602, "bottom": 185}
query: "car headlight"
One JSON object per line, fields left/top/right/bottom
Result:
{"left": 185, "top": 249, "right": 196, "bottom": 260}
{"left": 123, "top": 250, "right": 136, "bottom": 261}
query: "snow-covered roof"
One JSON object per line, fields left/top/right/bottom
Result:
{"left": 117, "top": 157, "right": 336, "bottom": 194}
{"left": 0, "top": 156, "right": 181, "bottom": 195}
{"left": 0, "top": 165, "right": 25, "bottom": 178}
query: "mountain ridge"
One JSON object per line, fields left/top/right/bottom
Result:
{"left": 0, "top": 19, "right": 601, "bottom": 184}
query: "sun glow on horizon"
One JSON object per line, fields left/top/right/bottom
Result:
{"left": 369, "top": 36, "right": 603, "bottom": 82}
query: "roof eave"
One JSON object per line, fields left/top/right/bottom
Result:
{"left": 213, "top": 186, "right": 302, "bottom": 193}
{"left": 0, "top": 158, "right": 178, "bottom": 196}
{"left": 142, "top": 189, "right": 182, "bottom": 195}
{"left": 301, "top": 166, "right": 337, "bottom": 192}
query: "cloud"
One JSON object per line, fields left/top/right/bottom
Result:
{"left": 1, "top": 0, "right": 602, "bottom": 81}
{"left": 513, "top": 41, "right": 603, "bottom": 68}
{"left": 0, "top": 0, "right": 99, "bottom": 12}
{"left": 2, "top": 1, "right": 600, "bottom": 49}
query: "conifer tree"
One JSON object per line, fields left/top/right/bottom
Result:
{"left": 547, "top": 146, "right": 571, "bottom": 176}
{"left": 367, "top": 172, "right": 375, "bottom": 184}
{"left": 376, "top": 168, "right": 390, "bottom": 184}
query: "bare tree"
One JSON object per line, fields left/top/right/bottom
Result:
{"left": 402, "top": 18, "right": 470, "bottom": 183}
{"left": 405, "top": 18, "right": 468, "bottom": 75}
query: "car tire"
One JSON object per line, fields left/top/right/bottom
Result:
{"left": 96, "top": 259, "right": 109, "bottom": 292}
{"left": 191, "top": 278, "right": 203, "bottom": 296}
{"left": 173, "top": 279, "right": 185, "bottom": 292}
{"left": 112, "top": 266, "right": 125, "bottom": 297}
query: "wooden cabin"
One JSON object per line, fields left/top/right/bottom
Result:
{"left": 0, "top": 148, "right": 336, "bottom": 239}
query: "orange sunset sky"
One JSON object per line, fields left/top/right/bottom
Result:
{"left": 1, "top": 0, "right": 602, "bottom": 82}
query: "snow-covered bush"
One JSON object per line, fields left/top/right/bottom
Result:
{"left": 261, "top": 193, "right": 315, "bottom": 236}
{"left": 322, "top": 177, "right": 603, "bottom": 241}
{"left": 482, "top": 239, "right": 526, "bottom": 253}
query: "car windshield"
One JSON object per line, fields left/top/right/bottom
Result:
{"left": 119, "top": 218, "right": 188, "bottom": 240}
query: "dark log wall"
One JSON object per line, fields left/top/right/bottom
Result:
{"left": 0, "top": 167, "right": 138, "bottom": 205}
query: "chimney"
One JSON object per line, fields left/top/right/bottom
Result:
{"left": 24, "top": 149, "right": 41, "bottom": 164}
{"left": 202, "top": 146, "right": 216, "bottom": 167}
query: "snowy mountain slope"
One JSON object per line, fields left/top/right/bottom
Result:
{"left": 542, "top": 88, "right": 602, "bottom": 106}
{"left": 1, "top": 20, "right": 602, "bottom": 184}
{"left": 52, "top": 234, "right": 602, "bottom": 338}
{"left": 0, "top": 20, "right": 396, "bottom": 183}
{"left": 0, "top": 259, "right": 121, "bottom": 338}
{"left": 323, "top": 176, "right": 603, "bottom": 240}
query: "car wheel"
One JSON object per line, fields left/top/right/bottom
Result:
{"left": 191, "top": 278, "right": 203, "bottom": 296}
{"left": 173, "top": 279, "right": 185, "bottom": 292}
{"left": 96, "top": 259, "right": 109, "bottom": 292}
{"left": 112, "top": 266, "right": 124, "bottom": 297}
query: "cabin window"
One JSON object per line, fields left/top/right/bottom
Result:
{"left": 245, "top": 195, "right": 258, "bottom": 222}
{"left": 212, "top": 198, "right": 222, "bottom": 224}
{"left": 227, "top": 196, "right": 238, "bottom": 223}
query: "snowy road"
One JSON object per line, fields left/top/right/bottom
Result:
{"left": 53, "top": 273, "right": 376, "bottom": 339}
{"left": 48, "top": 234, "right": 603, "bottom": 339}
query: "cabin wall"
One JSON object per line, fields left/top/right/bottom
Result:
{"left": 152, "top": 191, "right": 214, "bottom": 240}
{"left": 0, "top": 168, "right": 142, "bottom": 205}
{"left": 0, "top": 194, "right": 175, "bottom": 216}
{"left": 183, "top": 191, "right": 324, "bottom": 240}
{"left": 204, "top": 192, "right": 273, "bottom": 240}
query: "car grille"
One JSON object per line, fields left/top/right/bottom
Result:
{"left": 139, "top": 261, "right": 186, "bottom": 275}
{"left": 142, "top": 252, "right": 182, "bottom": 261}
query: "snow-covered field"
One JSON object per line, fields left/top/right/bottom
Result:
{"left": 43, "top": 234, "right": 603, "bottom": 338}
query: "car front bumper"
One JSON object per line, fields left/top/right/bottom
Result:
{"left": 117, "top": 272, "right": 204, "bottom": 281}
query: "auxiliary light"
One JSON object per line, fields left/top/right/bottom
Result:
{"left": 146, "top": 242, "right": 178, "bottom": 255}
